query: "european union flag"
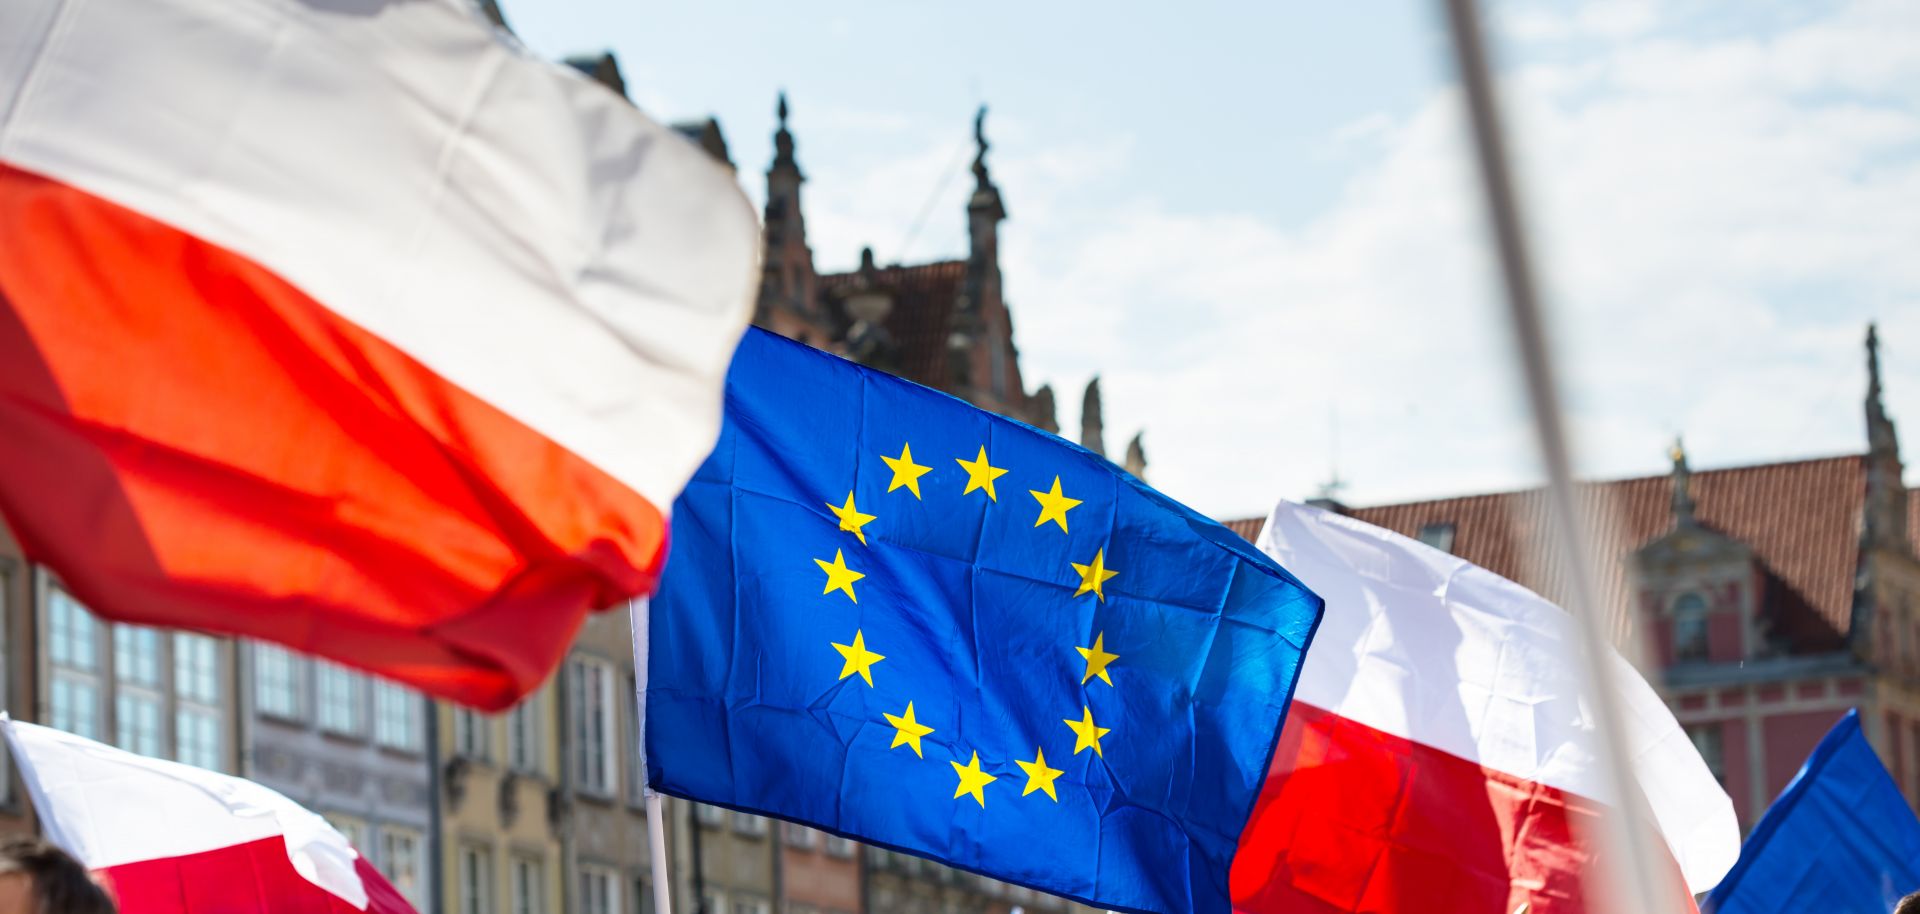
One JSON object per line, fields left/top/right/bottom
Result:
{"left": 1705, "top": 709, "right": 1920, "bottom": 914}
{"left": 643, "top": 329, "right": 1323, "bottom": 914}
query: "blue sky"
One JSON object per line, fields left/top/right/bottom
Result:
{"left": 507, "top": 0, "right": 1920, "bottom": 520}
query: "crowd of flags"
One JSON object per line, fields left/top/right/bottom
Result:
{"left": 0, "top": 1, "right": 1914, "bottom": 913}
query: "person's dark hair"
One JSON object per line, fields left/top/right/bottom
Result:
{"left": 1895, "top": 891, "right": 1920, "bottom": 914}
{"left": 0, "top": 837, "right": 115, "bottom": 914}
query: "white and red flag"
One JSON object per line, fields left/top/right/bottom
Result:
{"left": 1230, "top": 502, "right": 1739, "bottom": 913}
{"left": 0, "top": 0, "right": 757, "bottom": 708}
{"left": 2, "top": 716, "right": 415, "bottom": 913}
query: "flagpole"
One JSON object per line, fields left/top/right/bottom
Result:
{"left": 647, "top": 791, "right": 674, "bottom": 914}
{"left": 1434, "top": 1, "right": 1682, "bottom": 913}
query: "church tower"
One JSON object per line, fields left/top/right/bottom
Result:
{"left": 758, "top": 93, "right": 826, "bottom": 346}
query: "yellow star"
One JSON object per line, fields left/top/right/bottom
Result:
{"left": 1070, "top": 548, "right": 1119, "bottom": 601}
{"left": 1063, "top": 706, "right": 1111, "bottom": 757}
{"left": 950, "top": 750, "right": 998, "bottom": 807}
{"left": 826, "top": 492, "right": 877, "bottom": 546}
{"left": 831, "top": 630, "right": 885, "bottom": 687}
{"left": 883, "top": 702, "right": 936, "bottom": 758}
{"left": 1076, "top": 633, "right": 1119, "bottom": 686}
{"left": 881, "top": 443, "right": 932, "bottom": 499}
{"left": 954, "top": 446, "right": 1010, "bottom": 501}
{"left": 814, "top": 549, "right": 866, "bottom": 602}
{"left": 1015, "top": 747, "right": 1064, "bottom": 801}
{"left": 1028, "top": 476, "right": 1083, "bottom": 533}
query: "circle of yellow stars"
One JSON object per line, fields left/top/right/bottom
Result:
{"left": 809, "top": 438, "right": 1132, "bottom": 809}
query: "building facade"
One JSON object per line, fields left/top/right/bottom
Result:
{"left": 0, "top": 524, "right": 35, "bottom": 837}
{"left": 559, "top": 608, "right": 666, "bottom": 914}
{"left": 1226, "top": 326, "right": 1920, "bottom": 833}
{"left": 245, "top": 645, "right": 437, "bottom": 911}
{"left": 437, "top": 681, "right": 563, "bottom": 914}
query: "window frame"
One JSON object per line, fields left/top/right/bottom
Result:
{"left": 509, "top": 853, "right": 547, "bottom": 914}
{"left": 316, "top": 660, "right": 368, "bottom": 737}
{"left": 577, "top": 863, "right": 619, "bottom": 914}
{"left": 459, "top": 843, "right": 495, "bottom": 914}
{"left": 568, "top": 657, "right": 619, "bottom": 796}
{"left": 506, "top": 690, "right": 542, "bottom": 774}
{"left": 731, "top": 810, "right": 768, "bottom": 837}
{"left": 372, "top": 680, "right": 422, "bottom": 753}
{"left": 783, "top": 821, "right": 818, "bottom": 850}
{"left": 380, "top": 827, "right": 425, "bottom": 911}
{"left": 172, "top": 632, "right": 224, "bottom": 770}
{"left": 453, "top": 706, "right": 492, "bottom": 762}
{"left": 1415, "top": 522, "right": 1457, "bottom": 554}
{"left": 1672, "top": 592, "right": 1711, "bottom": 661}
{"left": 44, "top": 580, "right": 105, "bottom": 742}
{"left": 252, "top": 642, "right": 304, "bottom": 720}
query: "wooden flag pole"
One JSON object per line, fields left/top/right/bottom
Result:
{"left": 1434, "top": 1, "right": 1683, "bottom": 912}
{"left": 647, "top": 791, "right": 674, "bottom": 914}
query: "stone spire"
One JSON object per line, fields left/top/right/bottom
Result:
{"left": 758, "top": 92, "right": 818, "bottom": 336}
{"left": 952, "top": 105, "right": 1007, "bottom": 394}
{"left": 1863, "top": 323, "right": 1909, "bottom": 551}
{"left": 1124, "top": 432, "right": 1148, "bottom": 479}
{"left": 1669, "top": 437, "right": 1695, "bottom": 526}
{"left": 1029, "top": 384, "right": 1059, "bottom": 434}
{"left": 1080, "top": 377, "right": 1105, "bottom": 457}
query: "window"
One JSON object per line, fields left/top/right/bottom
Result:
{"left": 47, "top": 586, "right": 102, "bottom": 740}
{"left": 174, "top": 633, "right": 223, "bottom": 770}
{"left": 510, "top": 855, "right": 546, "bottom": 914}
{"left": 453, "top": 707, "right": 491, "bottom": 761}
{"left": 567, "top": 658, "right": 617, "bottom": 795}
{"left": 113, "top": 627, "right": 164, "bottom": 757}
{"left": 253, "top": 643, "right": 302, "bottom": 718}
{"left": 1415, "top": 523, "right": 1456, "bottom": 554}
{"left": 1673, "top": 593, "right": 1710, "bottom": 661}
{"left": 732, "top": 897, "right": 771, "bottom": 914}
{"left": 1687, "top": 723, "right": 1726, "bottom": 784}
{"left": 823, "top": 834, "right": 854, "bottom": 858}
{"left": 695, "top": 803, "right": 723, "bottom": 827}
{"left": 317, "top": 661, "right": 366, "bottom": 735}
{"left": 701, "top": 890, "right": 726, "bottom": 914}
{"left": 577, "top": 865, "right": 618, "bottom": 914}
{"left": 783, "top": 822, "right": 818, "bottom": 849}
{"left": 635, "top": 877, "right": 656, "bottom": 914}
{"left": 507, "top": 692, "right": 541, "bottom": 774}
{"left": 381, "top": 829, "right": 423, "bottom": 910}
{"left": 731, "top": 811, "right": 768, "bottom": 836}
{"left": 373, "top": 681, "right": 421, "bottom": 751}
{"left": 459, "top": 844, "right": 494, "bottom": 914}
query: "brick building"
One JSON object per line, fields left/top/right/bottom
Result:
{"left": 1225, "top": 326, "right": 1920, "bottom": 829}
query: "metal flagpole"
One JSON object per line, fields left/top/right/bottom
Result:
{"left": 1434, "top": 1, "right": 1683, "bottom": 913}
{"left": 647, "top": 791, "right": 675, "bottom": 914}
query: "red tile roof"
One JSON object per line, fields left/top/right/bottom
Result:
{"left": 1225, "top": 455, "right": 1879, "bottom": 642}
{"left": 819, "top": 261, "right": 965, "bottom": 391}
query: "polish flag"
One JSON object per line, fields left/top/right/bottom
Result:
{"left": 0, "top": 0, "right": 757, "bottom": 708}
{"left": 1231, "top": 502, "right": 1740, "bottom": 913}
{"left": 2, "top": 716, "right": 416, "bottom": 913}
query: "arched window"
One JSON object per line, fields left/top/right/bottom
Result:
{"left": 1673, "top": 592, "right": 1709, "bottom": 661}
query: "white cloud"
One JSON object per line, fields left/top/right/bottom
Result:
{"left": 759, "top": 0, "right": 1920, "bottom": 521}
{"left": 1020, "top": 0, "right": 1920, "bottom": 519}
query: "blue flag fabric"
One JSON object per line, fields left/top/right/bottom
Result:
{"left": 643, "top": 328, "right": 1323, "bottom": 914}
{"left": 1704, "top": 709, "right": 1920, "bottom": 914}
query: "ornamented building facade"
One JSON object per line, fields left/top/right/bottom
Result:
{"left": 1225, "top": 327, "right": 1920, "bottom": 831}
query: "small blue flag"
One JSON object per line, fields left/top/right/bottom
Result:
{"left": 1704, "top": 709, "right": 1920, "bottom": 914}
{"left": 642, "top": 328, "right": 1323, "bottom": 914}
